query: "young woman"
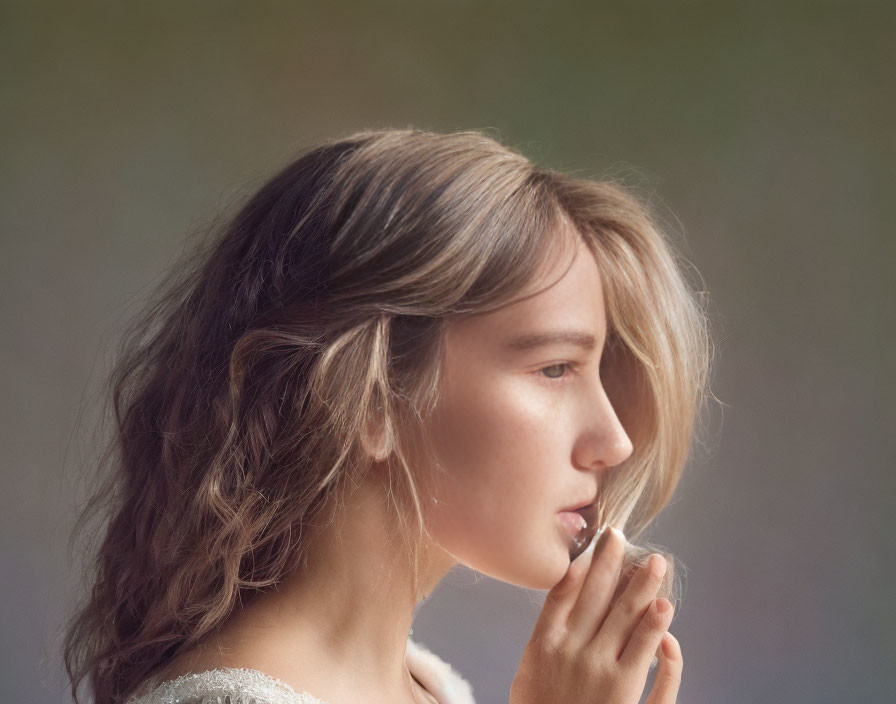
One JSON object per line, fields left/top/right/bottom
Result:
{"left": 63, "top": 128, "right": 712, "bottom": 704}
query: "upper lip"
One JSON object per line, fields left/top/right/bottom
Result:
{"left": 560, "top": 496, "right": 597, "bottom": 513}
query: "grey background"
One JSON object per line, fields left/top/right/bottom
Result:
{"left": 2, "top": 2, "right": 893, "bottom": 703}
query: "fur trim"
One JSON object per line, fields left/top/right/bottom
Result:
{"left": 406, "top": 637, "right": 476, "bottom": 704}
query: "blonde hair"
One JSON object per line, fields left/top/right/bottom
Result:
{"left": 64, "top": 127, "right": 712, "bottom": 704}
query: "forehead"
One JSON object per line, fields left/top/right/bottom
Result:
{"left": 444, "top": 232, "right": 607, "bottom": 351}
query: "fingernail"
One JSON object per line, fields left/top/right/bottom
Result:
{"left": 609, "top": 525, "right": 626, "bottom": 542}
{"left": 649, "top": 553, "right": 667, "bottom": 578}
{"left": 593, "top": 525, "right": 614, "bottom": 550}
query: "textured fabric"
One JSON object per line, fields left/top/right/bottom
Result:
{"left": 127, "top": 667, "right": 325, "bottom": 704}
{"left": 127, "top": 637, "right": 476, "bottom": 704}
{"left": 405, "top": 638, "right": 476, "bottom": 704}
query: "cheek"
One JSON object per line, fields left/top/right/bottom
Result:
{"left": 429, "top": 381, "right": 557, "bottom": 498}
{"left": 423, "top": 377, "right": 571, "bottom": 579}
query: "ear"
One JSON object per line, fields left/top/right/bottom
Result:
{"left": 360, "top": 406, "right": 393, "bottom": 463}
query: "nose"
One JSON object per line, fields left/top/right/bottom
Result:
{"left": 573, "top": 385, "right": 634, "bottom": 471}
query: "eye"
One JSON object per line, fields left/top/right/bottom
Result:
{"left": 539, "top": 363, "right": 575, "bottom": 380}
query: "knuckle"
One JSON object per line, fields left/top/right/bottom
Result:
{"left": 537, "top": 628, "right": 567, "bottom": 657}
{"left": 544, "top": 631, "right": 589, "bottom": 666}
{"left": 553, "top": 637, "right": 578, "bottom": 661}
{"left": 613, "top": 596, "right": 639, "bottom": 622}
{"left": 580, "top": 645, "right": 614, "bottom": 679}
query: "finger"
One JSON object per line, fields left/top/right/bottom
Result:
{"left": 618, "top": 597, "right": 673, "bottom": 672}
{"left": 530, "top": 527, "right": 602, "bottom": 640}
{"left": 591, "top": 552, "right": 667, "bottom": 658}
{"left": 644, "top": 632, "right": 683, "bottom": 704}
{"left": 565, "top": 527, "right": 625, "bottom": 644}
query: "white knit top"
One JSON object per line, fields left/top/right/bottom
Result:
{"left": 126, "top": 637, "right": 476, "bottom": 704}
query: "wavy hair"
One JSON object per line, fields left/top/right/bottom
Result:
{"left": 63, "top": 127, "right": 713, "bottom": 704}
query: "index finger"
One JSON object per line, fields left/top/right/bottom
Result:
{"left": 529, "top": 526, "right": 604, "bottom": 643}
{"left": 565, "top": 526, "right": 626, "bottom": 644}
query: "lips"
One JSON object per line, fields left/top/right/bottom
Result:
{"left": 563, "top": 502, "right": 599, "bottom": 562}
{"left": 559, "top": 500, "right": 597, "bottom": 528}
{"left": 572, "top": 503, "right": 597, "bottom": 530}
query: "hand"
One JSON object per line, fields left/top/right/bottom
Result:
{"left": 510, "top": 528, "right": 682, "bottom": 704}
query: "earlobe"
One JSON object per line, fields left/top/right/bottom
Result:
{"left": 361, "top": 407, "right": 393, "bottom": 462}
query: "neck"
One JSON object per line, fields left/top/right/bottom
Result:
{"left": 181, "top": 467, "right": 457, "bottom": 703}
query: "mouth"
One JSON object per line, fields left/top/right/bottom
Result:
{"left": 558, "top": 500, "right": 598, "bottom": 527}
{"left": 559, "top": 502, "right": 600, "bottom": 561}
{"left": 571, "top": 502, "right": 597, "bottom": 530}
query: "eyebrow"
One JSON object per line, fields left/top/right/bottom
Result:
{"left": 502, "top": 330, "right": 600, "bottom": 353}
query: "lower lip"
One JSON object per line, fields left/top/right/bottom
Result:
{"left": 557, "top": 511, "right": 587, "bottom": 538}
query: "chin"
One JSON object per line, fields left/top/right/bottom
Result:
{"left": 517, "top": 562, "right": 570, "bottom": 590}
{"left": 478, "top": 547, "right": 571, "bottom": 591}
{"left": 520, "top": 570, "right": 567, "bottom": 591}
{"left": 449, "top": 531, "right": 574, "bottom": 590}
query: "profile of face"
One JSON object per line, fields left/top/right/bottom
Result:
{"left": 422, "top": 229, "right": 635, "bottom": 591}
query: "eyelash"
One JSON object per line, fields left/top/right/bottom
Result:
{"left": 537, "top": 362, "right": 578, "bottom": 382}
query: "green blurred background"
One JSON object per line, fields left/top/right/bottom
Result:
{"left": 2, "top": 2, "right": 893, "bottom": 702}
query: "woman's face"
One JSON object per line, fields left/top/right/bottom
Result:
{"left": 422, "top": 231, "right": 634, "bottom": 590}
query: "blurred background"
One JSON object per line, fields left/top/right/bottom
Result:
{"left": 2, "top": 2, "right": 893, "bottom": 702}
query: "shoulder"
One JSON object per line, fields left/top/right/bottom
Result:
{"left": 406, "top": 637, "right": 476, "bottom": 704}
{"left": 126, "top": 668, "right": 327, "bottom": 704}
{"left": 126, "top": 640, "right": 476, "bottom": 704}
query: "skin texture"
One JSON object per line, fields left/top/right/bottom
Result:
{"left": 423, "top": 228, "right": 634, "bottom": 590}
{"left": 510, "top": 527, "right": 682, "bottom": 704}
{"left": 155, "top": 226, "right": 677, "bottom": 704}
